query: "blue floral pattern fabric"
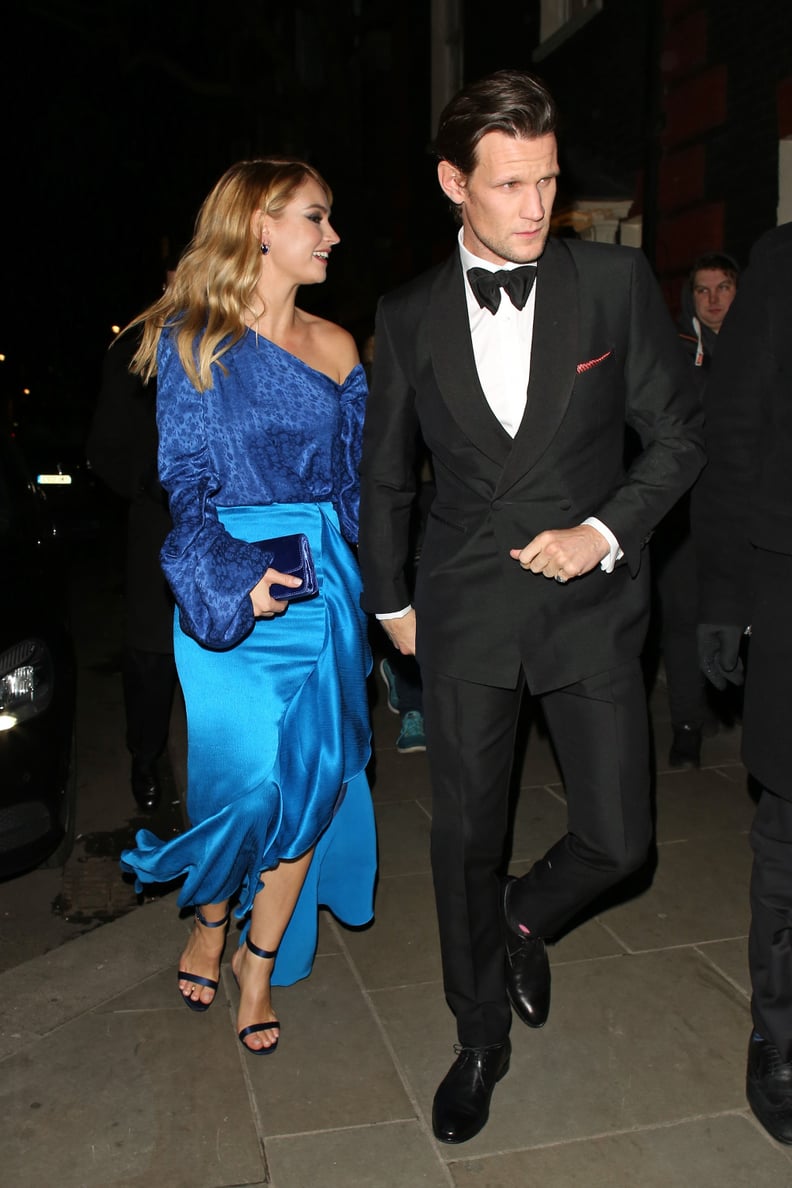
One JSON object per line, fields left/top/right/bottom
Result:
{"left": 156, "top": 327, "right": 367, "bottom": 649}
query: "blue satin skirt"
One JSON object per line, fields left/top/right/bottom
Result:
{"left": 121, "top": 502, "right": 376, "bottom": 986}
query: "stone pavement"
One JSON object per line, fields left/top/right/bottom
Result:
{"left": 1, "top": 672, "right": 791, "bottom": 1188}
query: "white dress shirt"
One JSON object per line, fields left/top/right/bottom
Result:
{"left": 459, "top": 233, "right": 536, "bottom": 437}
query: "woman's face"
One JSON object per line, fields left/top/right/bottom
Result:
{"left": 261, "top": 178, "right": 340, "bottom": 286}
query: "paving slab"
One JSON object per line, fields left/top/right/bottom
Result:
{"left": 343, "top": 870, "right": 442, "bottom": 990}
{"left": 368, "top": 751, "right": 432, "bottom": 806}
{"left": 1, "top": 992, "right": 265, "bottom": 1188}
{"left": 242, "top": 950, "right": 415, "bottom": 1137}
{"left": 267, "top": 1120, "right": 451, "bottom": 1188}
{"left": 448, "top": 1114, "right": 792, "bottom": 1187}
{"left": 0, "top": 896, "right": 185, "bottom": 1058}
{"left": 653, "top": 766, "right": 755, "bottom": 843}
{"left": 601, "top": 831, "right": 752, "bottom": 951}
{"left": 372, "top": 946, "right": 749, "bottom": 1159}
{"left": 510, "top": 784, "right": 569, "bottom": 863}
{"left": 695, "top": 937, "right": 751, "bottom": 999}
{"left": 375, "top": 799, "right": 433, "bottom": 876}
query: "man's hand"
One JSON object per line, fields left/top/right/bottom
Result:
{"left": 697, "top": 623, "right": 745, "bottom": 690}
{"left": 382, "top": 609, "right": 417, "bottom": 655}
{"left": 510, "top": 525, "right": 609, "bottom": 582}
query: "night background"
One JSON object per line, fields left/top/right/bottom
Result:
{"left": 3, "top": 0, "right": 791, "bottom": 473}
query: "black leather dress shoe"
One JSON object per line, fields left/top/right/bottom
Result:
{"left": 668, "top": 723, "right": 702, "bottom": 768}
{"left": 432, "top": 1038, "right": 511, "bottom": 1144}
{"left": 747, "top": 1030, "right": 792, "bottom": 1144}
{"left": 131, "top": 758, "right": 161, "bottom": 812}
{"left": 502, "top": 877, "right": 551, "bottom": 1028}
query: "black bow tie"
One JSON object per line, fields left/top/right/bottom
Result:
{"left": 467, "top": 265, "right": 537, "bottom": 314}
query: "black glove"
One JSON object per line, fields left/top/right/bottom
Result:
{"left": 696, "top": 623, "right": 745, "bottom": 690}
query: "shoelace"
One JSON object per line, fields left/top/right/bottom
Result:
{"left": 400, "top": 712, "right": 424, "bottom": 737}
{"left": 761, "top": 1041, "right": 792, "bottom": 1082}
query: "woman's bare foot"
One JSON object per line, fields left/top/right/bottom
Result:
{"left": 178, "top": 905, "right": 229, "bottom": 1010}
{"left": 232, "top": 937, "right": 280, "bottom": 1053}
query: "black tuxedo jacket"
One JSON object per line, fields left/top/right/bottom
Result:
{"left": 359, "top": 237, "right": 704, "bottom": 693}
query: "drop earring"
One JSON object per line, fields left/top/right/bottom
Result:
{"left": 260, "top": 242, "right": 269, "bottom": 255}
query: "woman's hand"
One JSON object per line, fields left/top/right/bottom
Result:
{"left": 250, "top": 569, "right": 303, "bottom": 619}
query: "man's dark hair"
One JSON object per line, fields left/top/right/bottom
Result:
{"left": 689, "top": 252, "right": 740, "bottom": 289}
{"left": 434, "top": 69, "right": 557, "bottom": 176}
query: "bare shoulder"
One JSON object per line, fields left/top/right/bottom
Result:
{"left": 296, "top": 311, "right": 360, "bottom": 382}
{"left": 311, "top": 317, "right": 359, "bottom": 367}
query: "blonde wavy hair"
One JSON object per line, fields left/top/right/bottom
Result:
{"left": 129, "top": 157, "right": 332, "bottom": 391}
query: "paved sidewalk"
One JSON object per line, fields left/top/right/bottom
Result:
{"left": 2, "top": 676, "right": 790, "bottom": 1187}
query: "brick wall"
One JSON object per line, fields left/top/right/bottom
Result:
{"left": 522, "top": 0, "right": 791, "bottom": 308}
{"left": 528, "top": 0, "right": 652, "bottom": 206}
{"left": 657, "top": 0, "right": 792, "bottom": 304}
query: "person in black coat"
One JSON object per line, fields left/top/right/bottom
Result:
{"left": 653, "top": 252, "right": 739, "bottom": 767}
{"left": 87, "top": 326, "right": 177, "bottom": 812}
{"left": 678, "top": 252, "right": 739, "bottom": 372}
{"left": 358, "top": 69, "right": 704, "bottom": 1145}
{"left": 693, "top": 222, "right": 792, "bottom": 1145}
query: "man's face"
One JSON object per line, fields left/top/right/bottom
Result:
{"left": 438, "top": 131, "right": 559, "bottom": 265}
{"left": 692, "top": 268, "right": 737, "bottom": 333}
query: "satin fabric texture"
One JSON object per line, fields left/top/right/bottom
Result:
{"left": 121, "top": 502, "right": 376, "bottom": 986}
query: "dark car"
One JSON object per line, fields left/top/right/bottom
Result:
{"left": 0, "top": 431, "right": 77, "bottom": 876}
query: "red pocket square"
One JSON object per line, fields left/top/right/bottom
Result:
{"left": 576, "top": 350, "right": 613, "bottom": 374}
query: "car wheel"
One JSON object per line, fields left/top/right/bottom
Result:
{"left": 40, "top": 728, "right": 77, "bottom": 869}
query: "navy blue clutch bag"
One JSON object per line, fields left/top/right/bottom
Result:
{"left": 258, "top": 532, "right": 318, "bottom": 601}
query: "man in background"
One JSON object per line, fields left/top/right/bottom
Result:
{"left": 653, "top": 251, "right": 739, "bottom": 768}
{"left": 680, "top": 251, "right": 739, "bottom": 368}
{"left": 694, "top": 223, "right": 792, "bottom": 1145}
{"left": 87, "top": 283, "right": 177, "bottom": 814}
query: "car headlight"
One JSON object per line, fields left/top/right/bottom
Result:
{"left": 0, "top": 639, "right": 54, "bottom": 731}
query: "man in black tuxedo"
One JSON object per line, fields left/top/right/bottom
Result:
{"left": 358, "top": 70, "right": 704, "bottom": 1144}
{"left": 693, "top": 223, "right": 792, "bottom": 1145}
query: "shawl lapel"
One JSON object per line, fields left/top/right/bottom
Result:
{"left": 496, "top": 237, "right": 579, "bottom": 496}
{"left": 428, "top": 254, "right": 513, "bottom": 466}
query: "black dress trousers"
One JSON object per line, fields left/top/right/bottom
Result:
{"left": 422, "top": 659, "right": 652, "bottom": 1048}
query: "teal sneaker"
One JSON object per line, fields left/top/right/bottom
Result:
{"left": 397, "top": 710, "right": 426, "bottom": 754}
{"left": 379, "top": 657, "right": 400, "bottom": 715}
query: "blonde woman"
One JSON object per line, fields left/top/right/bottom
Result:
{"left": 121, "top": 158, "right": 376, "bottom": 1055}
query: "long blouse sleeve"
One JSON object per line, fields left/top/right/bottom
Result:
{"left": 156, "top": 333, "right": 275, "bottom": 649}
{"left": 333, "top": 365, "right": 367, "bottom": 543}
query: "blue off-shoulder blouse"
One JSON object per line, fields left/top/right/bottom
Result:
{"left": 156, "top": 327, "right": 367, "bottom": 649}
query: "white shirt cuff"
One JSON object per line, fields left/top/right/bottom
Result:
{"left": 376, "top": 606, "right": 412, "bottom": 620}
{"left": 583, "top": 517, "right": 623, "bottom": 573}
